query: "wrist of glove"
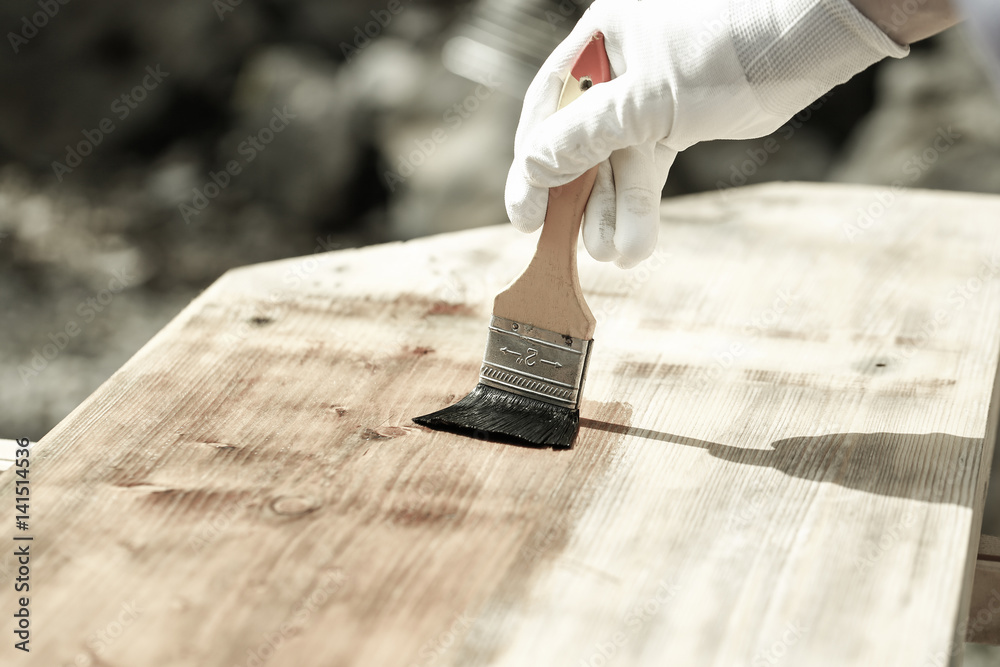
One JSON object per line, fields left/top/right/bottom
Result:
{"left": 505, "top": 0, "right": 908, "bottom": 267}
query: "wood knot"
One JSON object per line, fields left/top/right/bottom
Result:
{"left": 270, "top": 496, "right": 320, "bottom": 516}
{"left": 361, "top": 426, "right": 411, "bottom": 440}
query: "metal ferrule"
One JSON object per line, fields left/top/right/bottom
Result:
{"left": 479, "top": 315, "right": 593, "bottom": 410}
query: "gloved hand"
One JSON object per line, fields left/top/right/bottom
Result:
{"left": 506, "top": 0, "right": 908, "bottom": 267}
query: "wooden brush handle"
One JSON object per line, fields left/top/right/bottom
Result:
{"left": 493, "top": 32, "right": 611, "bottom": 341}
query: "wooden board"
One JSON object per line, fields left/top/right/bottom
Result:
{"left": 0, "top": 440, "right": 26, "bottom": 472}
{"left": 2, "top": 182, "right": 999, "bottom": 666}
{"left": 969, "top": 534, "right": 1000, "bottom": 645}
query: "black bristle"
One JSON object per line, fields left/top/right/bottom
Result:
{"left": 413, "top": 384, "right": 579, "bottom": 449}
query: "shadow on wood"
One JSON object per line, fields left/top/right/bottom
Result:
{"left": 583, "top": 420, "right": 979, "bottom": 505}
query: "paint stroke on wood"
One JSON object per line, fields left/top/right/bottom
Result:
{"left": 1, "top": 182, "right": 999, "bottom": 667}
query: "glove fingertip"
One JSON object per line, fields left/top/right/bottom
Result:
{"left": 614, "top": 256, "right": 641, "bottom": 270}
{"left": 510, "top": 212, "right": 543, "bottom": 234}
{"left": 584, "top": 223, "right": 618, "bottom": 262}
{"left": 527, "top": 78, "right": 632, "bottom": 179}
{"left": 505, "top": 174, "right": 547, "bottom": 233}
{"left": 613, "top": 188, "right": 660, "bottom": 264}
{"left": 616, "top": 228, "right": 658, "bottom": 264}
{"left": 582, "top": 162, "right": 618, "bottom": 262}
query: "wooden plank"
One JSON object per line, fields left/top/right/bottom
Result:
{"left": 0, "top": 440, "right": 30, "bottom": 473}
{"left": 969, "top": 534, "right": 1000, "bottom": 645}
{"left": 1, "top": 182, "right": 999, "bottom": 666}
{"left": 0, "top": 440, "right": 19, "bottom": 472}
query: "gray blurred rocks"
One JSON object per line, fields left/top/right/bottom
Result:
{"left": 226, "top": 46, "right": 359, "bottom": 223}
{"left": 381, "top": 87, "right": 519, "bottom": 239}
{"left": 368, "top": 45, "right": 521, "bottom": 238}
{"left": 670, "top": 31, "right": 1000, "bottom": 198}
{"left": 830, "top": 29, "right": 1000, "bottom": 192}
{"left": 0, "top": 0, "right": 259, "bottom": 166}
{"left": 670, "top": 127, "right": 835, "bottom": 198}
{"left": 0, "top": 166, "right": 151, "bottom": 291}
{"left": 0, "top": 0, "right": 468, "bottom": 440}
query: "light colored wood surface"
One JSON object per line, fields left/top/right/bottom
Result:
{"left": 0, "top": 440, "right": 20, "bottom": 471}
{"left": 0, "top": 439, "right": 31, "bottom": 473}
{"left": 2, "top": 182, "right": 999, "bottom": 666}
{"left": 2, "top": 443, "right": 997, "bottom": 644}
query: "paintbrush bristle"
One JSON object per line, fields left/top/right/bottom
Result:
{"left": 413, "top": 384, "right": 579, "bottom": 449}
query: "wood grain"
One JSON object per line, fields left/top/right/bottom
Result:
{"left": 2, "top": 182, "right": 999, "bottom": 666}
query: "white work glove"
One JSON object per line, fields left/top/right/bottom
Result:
{"left": 506, "top": 0, "right": 908, "bottom": 267}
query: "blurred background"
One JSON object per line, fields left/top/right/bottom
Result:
{"left": 1, "top": 0, "right": 999, "bottom": 659}
{"left": 4, "top": 0, "right": 1000, "bottom": 437}
{"left": 2, "top": 2, "right": 1000, "bottom": 471}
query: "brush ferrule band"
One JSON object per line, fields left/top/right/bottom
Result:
{"left": 479, "top": 316, "right": 593, "bottom": 409}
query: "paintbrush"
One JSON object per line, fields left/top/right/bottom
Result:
{"left": 413, "top": 32, "right": 611, "bottom": 448}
